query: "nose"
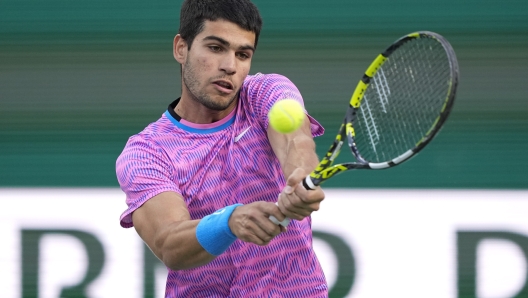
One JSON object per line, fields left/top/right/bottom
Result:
{"left": 219, "top": 53, "right": 236, "bottom": 75}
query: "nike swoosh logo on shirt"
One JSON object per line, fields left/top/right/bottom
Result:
{"left": 234, "top": 126, "right": 252, "bottom": 142}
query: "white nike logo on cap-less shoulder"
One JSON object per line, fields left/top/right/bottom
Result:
{"left": 234, "top": 126, "right": 252, "bottom": 142}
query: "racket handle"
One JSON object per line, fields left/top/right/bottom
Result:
{"left": 269, "top": 176, "right": 316, "bottom": 227}
{"left": 302, "top": 175, "right": 317, "bottom": 190}
{"left": 269, "top": 214, "right": 290, "bottom": 227}
{"left": 269, "top": 202, "right": 290, "bottom": 226}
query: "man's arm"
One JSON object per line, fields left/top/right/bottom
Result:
{"left": 267, "top": 116, "right": 325, "bottom": 221}
{"left": 132, "top": 192, "right": 213, "bottom": 270}
{"left": 132, "top": 191, "right": 287, "bottom": 271}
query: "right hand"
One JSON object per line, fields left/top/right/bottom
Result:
{"left": 228, "top": 201, "right": 287, "bottom": 246}
{"left": 277, "top": 168, "right": 325, "bottom": 221}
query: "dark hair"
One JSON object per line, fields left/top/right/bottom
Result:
{"left": 179, "top": 0, "right": 263, "bottom": 49}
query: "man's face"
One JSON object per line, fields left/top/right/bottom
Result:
{"left": 180, "top": 19, "right": 256, "bottom": 111}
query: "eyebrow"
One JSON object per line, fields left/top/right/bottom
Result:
{"left": 202, "top": 35, "right": 255, "bottom": 53}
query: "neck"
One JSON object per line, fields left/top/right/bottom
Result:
{"left": 175, "top": 95, "right": 238, "bottom": 124}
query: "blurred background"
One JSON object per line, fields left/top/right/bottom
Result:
{"left": 1, "top": 1, "right": 528, "bottom": 297}
{"left": 1, "top": 0, "right": 527, "bottom": 188}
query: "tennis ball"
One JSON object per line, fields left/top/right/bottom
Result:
{"left": 268, "top": 99, "right": 305, "bottom": 134}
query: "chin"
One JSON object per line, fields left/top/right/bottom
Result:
{"left": 210, "top": 95, "right": 238, "bottom": 111}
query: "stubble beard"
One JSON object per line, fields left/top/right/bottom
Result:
{"left": 182, "top": 59, "right": 237, "bottom": 111}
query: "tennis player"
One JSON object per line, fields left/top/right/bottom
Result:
{"left": 116, "top": 0, "right": 328, "bottom": 296}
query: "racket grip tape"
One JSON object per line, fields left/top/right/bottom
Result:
{"left": 269, "top": 215, "right": 290, "bottom": 227}
{"left": 302, "top": 175, "right": 317, "bottom": 190}
{"left": 269, "top": 202, "right": 290, "bottom": 227}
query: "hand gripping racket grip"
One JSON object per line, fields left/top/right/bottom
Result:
{"left": 269, "top": 176, "right": 316, "bottom": 227}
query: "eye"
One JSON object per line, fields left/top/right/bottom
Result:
{"left": 209, "top": 45, "right": 222, "bottom": 52}
{"left": 236, "top": 52, "right": 251, "bottom": 60}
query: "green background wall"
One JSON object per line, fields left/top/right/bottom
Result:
{"left": 1, "top": 0, "right": 527, "bottom": 188}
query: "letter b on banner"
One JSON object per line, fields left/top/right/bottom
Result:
{"left": 458, "top": 231, "right": 528, "bottom": 298}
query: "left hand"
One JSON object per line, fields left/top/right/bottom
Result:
{"left": 276, "top": 168, "right": 325, "bottom": 221}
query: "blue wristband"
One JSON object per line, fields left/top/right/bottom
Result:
{"left": 196, "top": 204, "right": 242, "bottom": 256}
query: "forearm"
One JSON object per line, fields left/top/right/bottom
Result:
{"left": 282, "top": 134, "right": 318, "bottom": 178}
{"left": 151, "top": 220, "right": 216, "bottom": 270}
{"left": 140, "top": 200, "right": 242, "bottom": 271}
{"left": 270, "top": 118, "right": 319, "bottom": 179}
{"left": 269, "top": 118, "right": 325, "bottom": 221}
{"left": 132, "top": 192, "right": 217, "bottom": 271}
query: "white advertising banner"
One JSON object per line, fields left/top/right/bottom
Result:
{"left": 1, "top": 189, "right": 527, "bottom": 298}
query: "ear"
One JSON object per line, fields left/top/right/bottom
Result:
{"left": 173, "top": 34, "right": 187, "bottom": 64}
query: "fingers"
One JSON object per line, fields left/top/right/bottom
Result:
{"left": 278, "top": 168, "right": 325, "bottom": 221}
{"left": 277, "top": 189, "right": 319, "bottom": 220}
{"left": 228, "top": 202, "right": 286, "bottom": 246}
{"left": 285, "top": 167, "right": 306, "bottom": 194}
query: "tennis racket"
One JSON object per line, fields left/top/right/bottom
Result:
{"left": 271, "top": 31, "right": 459, "bottom": 226}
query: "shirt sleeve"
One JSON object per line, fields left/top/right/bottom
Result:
{"left": 116, "top": 134, "right": 181, "bottom": 228}
{"left": 243, "top": 73, "right": 324, "bottom": 137}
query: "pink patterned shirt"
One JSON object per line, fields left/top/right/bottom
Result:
{"left": 116, "top": 73, "right": 327, "bottom": 297}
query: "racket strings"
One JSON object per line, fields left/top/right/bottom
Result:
{"left": 355, "top": 37, "right": 452, "bottom": 163}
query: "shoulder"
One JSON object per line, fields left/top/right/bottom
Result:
{"left": 237, "top": 73, "right": 304, "bottom": 127}
{"left": 119, "top": 115, "right": 176, "bottom": 160}
{"left": 241, "top": 73, "right": 302, "bottom": 107}
{"left": 242, "top": 73, "right": 298, "bottom": 94}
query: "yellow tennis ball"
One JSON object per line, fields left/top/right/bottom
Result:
{"left": 268, "top": 99, "right": 305, "bottom": 134}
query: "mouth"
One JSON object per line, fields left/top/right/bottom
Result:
{"left": 212, "top": 79, "right": 234, "bottom": 93}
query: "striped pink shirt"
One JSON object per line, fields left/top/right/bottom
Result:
{"left": 116, "top": 73, "right": 327, "bottom": 297}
